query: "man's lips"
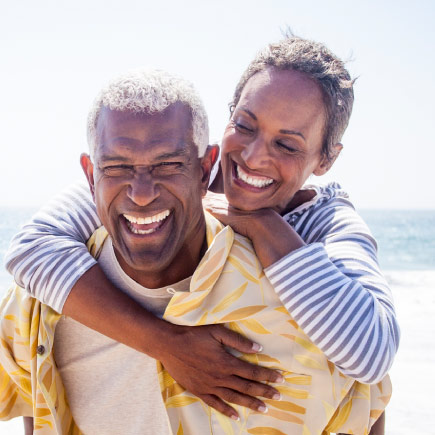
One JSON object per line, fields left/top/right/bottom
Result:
{"left": 232, "top": 161, "right": 275, "bottom": 189}
{"left": 122, "top": 210, "right": 171, "bottom": 235}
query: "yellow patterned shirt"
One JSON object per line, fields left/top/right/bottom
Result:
{"left": 0, "top": 213, "right": 390, "bottom": 434}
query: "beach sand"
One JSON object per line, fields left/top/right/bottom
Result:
{"left": 0, "top": 270, "right": 434, "bottom": 434}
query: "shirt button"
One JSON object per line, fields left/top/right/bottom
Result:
{"left": 36, "top": 345, "right": 45, "bottom": 355}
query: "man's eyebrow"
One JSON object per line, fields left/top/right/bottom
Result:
{"left": 99, "top": 155, "right": 131, "bottom": 163}
{"left": 154, "top": 148, "right": 190, "bottom": 160}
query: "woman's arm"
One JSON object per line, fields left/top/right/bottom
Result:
{"left": 205, "top": 192, "right": 400, "bottom": 384}
{"left": 4, "top": 182, "right": 283, "bottom": 419}
{"left": 5, "top": 182, "right": 100, "bottom": 311}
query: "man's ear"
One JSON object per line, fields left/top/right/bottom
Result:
{"left": 313, "top": 143, "right": 343, "bottom": 176}
{"left": 80, "top": 153, "right": 96, "bottom": 201}
{"left": 199, "top": 145, "right": 220, "bottom": 196}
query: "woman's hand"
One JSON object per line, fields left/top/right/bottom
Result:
{"left": 64, "top": 266, "right": 282, "bottom": 420}
{"left": 159, "top": 323, "right": 284, "bottom": 420}
{"left": 203, "top": 191, "right": 306, "bottom": 268}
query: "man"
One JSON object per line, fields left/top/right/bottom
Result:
{"left": 0, "top": 69, "right": 389, "bottom": 434}
{"left": 0, "top": 69, "right": 282, "bottom": 434}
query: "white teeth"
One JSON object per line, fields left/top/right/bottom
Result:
{"left": 236, "top": 165, "right": 273, "bottom": 188}
{"left": 128, "top": 227, "right": 156, "bottom": 235}
{"left": 123, "top": 210, "right": 170, "bottom": 225}
{"left": 123, "top": 210, "right": 170, "bottom": 235}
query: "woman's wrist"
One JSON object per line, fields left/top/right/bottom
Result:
{"left": 247, "top": 210, "right": 305, "bottom": 268}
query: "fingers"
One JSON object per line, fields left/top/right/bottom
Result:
{"left": 211, "top": 325, "right": 284, "bottom": 385}
{"left": 213, "top": 387, "right": 269, "bottom": 413}
{"left": 199, "top": 383, "right": 278, "bottom": 419}
{"left": 226, "top": 376, "right": 281, "bottom": 401}
{"left": 212, "top": 325, "right": 262, "bottom": 354}
{"left": 231, "top": 358, "right": 284, "bottom": 385}
{"left": 198, "top": 394, "right": 240, "bottom": 421}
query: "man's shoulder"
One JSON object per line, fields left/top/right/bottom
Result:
{"left": 1, "top": 282, "right": 38, "bottom": 316}
{"left": 87, "top": 226, "right": 110, "bottom": 259}
{"left": 0, "top": 282, "right": 60, "bottom": 338}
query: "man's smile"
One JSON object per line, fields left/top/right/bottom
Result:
{"left": 122, "top": 210, "right": 171, "bottom": 235}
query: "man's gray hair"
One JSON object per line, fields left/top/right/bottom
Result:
{"left": 87, "top": 69, "right": 209, "bottom": 158}
{"left": 232, "top": 35, "right": 354, "bottom": 161}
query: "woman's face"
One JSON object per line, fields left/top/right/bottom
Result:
{"left": 221, "top": 68, "right": 336, "bottom": 214}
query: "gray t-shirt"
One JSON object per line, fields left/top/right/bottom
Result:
{"left": 54, "top": 238, "right": 191, "bottom": 435}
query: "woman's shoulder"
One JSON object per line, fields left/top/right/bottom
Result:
{"left": 285, "top": 182, "right": 354, "bottom": 220}
{"left": 285, "top": 182, "right": 374, "bottom": 243}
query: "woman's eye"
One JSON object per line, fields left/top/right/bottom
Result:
{"left": 233, "top": 120, "right": 253, "bottom": 133}
{"left": 276, "top": 141, "right": 297, "bottom": 153}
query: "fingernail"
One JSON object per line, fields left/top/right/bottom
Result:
{"left": 231, "top": 414, "right": 240, "bottom": 421}
{"left": 258, "top": 405, "right": 268, "bottom": 413}
{"left": 252, "top": 342, "right": 263, "bottom": 352}
{"left": 273, "top": 393, "right": 282, "bottom": 400}
{"left": 276, "top": 375, "right": 285, "bottom": 384}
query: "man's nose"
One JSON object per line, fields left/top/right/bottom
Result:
{"left": 240, "top": 136, "right": 270, "bottom": 170}
{"left": 126, "top": 170, "right": 159, "bottom": 206}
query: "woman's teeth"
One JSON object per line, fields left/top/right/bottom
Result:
{"left": 236, "top": 165, "right": 273, "bottom": 188}
{"left": 123, "top": 210, "right": 170, "bottom": 235}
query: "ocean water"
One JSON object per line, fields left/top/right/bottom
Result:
{"left": 0, "top": 207, "right": 38, "bottom": 288}
{"left": 359, "top": 209, "right": 435, "bottom": 271}
{"left": 1, "top": 207, "right": 434, "bottom": 289}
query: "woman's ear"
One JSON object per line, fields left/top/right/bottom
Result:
{"left": 199, "top": 145, "right": 220, "bottom": 196}
{"left": 80, "top": 153, "right": 96, "bottom": 200}
{"left": 313, "top": 143, "right": 343, "bottom": 176}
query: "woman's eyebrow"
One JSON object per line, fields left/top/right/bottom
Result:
{"left": 239, "top": 106, "right": 305, "bottom": 140}
{"left": 239, "top": 107, "right": 257, "bottom": 120}
{"left": 279, "top": 129, "right": 306, "bottom": 141}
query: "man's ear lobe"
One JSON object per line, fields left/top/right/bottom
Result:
{"left": 313, "top": 143, "right": 343, "bottom": 176}
{"left": 80, "top": 153, "right": 96, "bottom": 200}
{"left": 200, "top": 145, "right": 220, "bottom": 195}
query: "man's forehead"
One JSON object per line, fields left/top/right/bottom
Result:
{"left": 97, "top": 104, "right": 192, "bottom": 132}
{"left": 97, "top": 140, "right": 193, "bottom": 162}
{"left": 95, "top": 105, "right": 197, "bottom": 158}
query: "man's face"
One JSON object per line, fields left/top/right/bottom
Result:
{"left": 82, "top": 103, "right": 212, "bottom": 287}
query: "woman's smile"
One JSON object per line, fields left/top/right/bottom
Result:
{"left": 232, "top": 159, "right": 275, "bottom": 190}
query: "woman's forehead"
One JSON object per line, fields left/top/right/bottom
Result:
{"left": 240, "top": 69, "right": 324, "bottom": 106}
{"left": 236, "top": 69, "right": 326, "bottom": 134}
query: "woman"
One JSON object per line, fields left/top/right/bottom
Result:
{"left": 5, "top": 36, "right": 398, "bottom": 433}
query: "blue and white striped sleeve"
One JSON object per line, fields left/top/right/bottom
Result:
{"left": 4, "top": 181, "right": 101, "bottom": 313}
{"left": 264, "top": 203, "right": 400, "bottom": 384}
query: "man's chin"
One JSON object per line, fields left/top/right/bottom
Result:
{"left": 115, "top": 247, "right": 175, "bottom": 284}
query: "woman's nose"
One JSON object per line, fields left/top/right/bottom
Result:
{"left": 240, "top": 137, "right": 269, "bottom": 170}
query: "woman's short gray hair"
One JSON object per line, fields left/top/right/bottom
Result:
{"left": 87, "top": 69, "right": 209, "bottom": 158}
{"left": 232, "top": 36, "right": 354, "bottom": 161}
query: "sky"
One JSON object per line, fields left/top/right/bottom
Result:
{"left": 1, "top": 0, "right": 434, "bottom": 209}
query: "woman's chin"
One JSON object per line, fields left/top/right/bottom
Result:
{"left": 226, "top": 194, "right": 264, "bottom": 212}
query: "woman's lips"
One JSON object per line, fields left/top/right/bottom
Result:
{"left": 232, "top": 161, "right": 275, "bottom": 190}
